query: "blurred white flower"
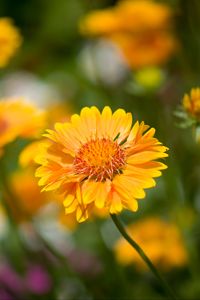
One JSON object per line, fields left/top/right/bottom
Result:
{"left": 19, "top": 202, "right": 74, "bottom": 253}
{"left": 0, "top": 71, "right": 61, "bottom": 108}
{"left": 79, "top": 40, "right": 129, "bottom": 86}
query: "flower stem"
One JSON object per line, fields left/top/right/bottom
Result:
{"left": 110, "top": 213, "right": 178, "bottom": 300}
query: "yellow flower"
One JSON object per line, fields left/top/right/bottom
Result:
{"left": 80, "top": 0, "right": 177, "bottom": 69}
{"left": 114, "top": 217, "right": 187, "bottom": 270}
{"left": 0, "top": 18, "right": 22, "bottom": 68}
{"left": 0, "top": 99, "right": 46, "bottom": 151}
{"left": 35, "top": 106, "right": 168, "bottom": 222}
{"left": 183, "top": 87, "right": 200, "bottom": 120}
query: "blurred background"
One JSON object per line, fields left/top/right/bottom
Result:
{"left": 0, "top": 0, "right": 200, "bottom": 299}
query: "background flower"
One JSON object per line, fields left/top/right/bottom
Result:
{"left": 114, "top": 217, "right": 188, "bottom": 270}
{"left": 80, "top": 0, "right": 177, "bottom": 69}
{"left": 183, "top": 87, "right": 200, "bottom": 121}
{"left": 0, "top": 99, "right": 46, "bottom": 153}
{"left": 0, "top": 18, "right": 22, "bottom": 68}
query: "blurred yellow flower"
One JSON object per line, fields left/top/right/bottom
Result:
{"left": 7, "top": 168, "right": 48, "bottom": 222}
{"left": 80, "top": 9, "right": 120, "bottom": 36}
{"left": 0, "top": 99, "right": 46, "bottom": 154}
{"left": 0, "top": 18, "right": 22, "bottom": 68}
{"left": 183, "top": 87, "right": 200, "bottom": 120}
{"left": 80, "top": 0, "right": 177, "bottom": 69}
{"left": 35, "top": 106, "right": 168, "bottom": 222}
{"left": 114, "top": 217, "right": 187, "bottom": 270}
{"left": 134, "top": 66, "right": 164, "bottom": 90}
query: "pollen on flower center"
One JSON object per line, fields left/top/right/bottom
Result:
{"left": 73, "top": 138, "right": 126, "bottom": 181}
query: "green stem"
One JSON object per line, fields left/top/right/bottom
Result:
{"left": 110, "top": 214, "right": 178, "bottom": 300}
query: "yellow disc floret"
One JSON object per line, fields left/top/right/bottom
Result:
{"left": 74, "top": 138, "right": 125, "bottom": 181}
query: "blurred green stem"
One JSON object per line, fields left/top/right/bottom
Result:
{"left": 32, "top": 223, "right": 67, "bottom": 264}
{"left": 0, "top": 163, "right": 29, "bottom": 259}
{"left": 110, "top": 214, "right": 178, "bottom": 300}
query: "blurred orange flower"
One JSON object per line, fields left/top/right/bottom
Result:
{"left": 80, "top": 0, "right": 177, "bottom": 69}
{"left": 0, "top": 18, "right": 22, "bottom": 68}
{"left": 113, "top": 0, "right": 172, "bottom": 33}
{"left": 114, "top": 217, "right": 187, "bottom": 270}
{"left": 80, "top": 0, "right": 172, "bottom": 36}
{"left": 111, "top": 32, "right": 176, "bottom": 69}
{"left": 35, "top": 106, "right": 168, "bottom": 222}
{"left": 0, "top": 99, "right": 46, "bottom": 156}
{"left": 183, "top": 87, "right": 200, "bottom": 120}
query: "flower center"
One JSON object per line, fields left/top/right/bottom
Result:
{"left": 74, "top": 138, "right": 126, "bottom": 181}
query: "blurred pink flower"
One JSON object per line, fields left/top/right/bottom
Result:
{"left": 67, "top": 249, "right": 103, "bottom": 277}
{"left": 0, "top": 264, "right": 23, "bottom": 293}
{"left": 25, "top": 265, "right": 52, "bottom": 295}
